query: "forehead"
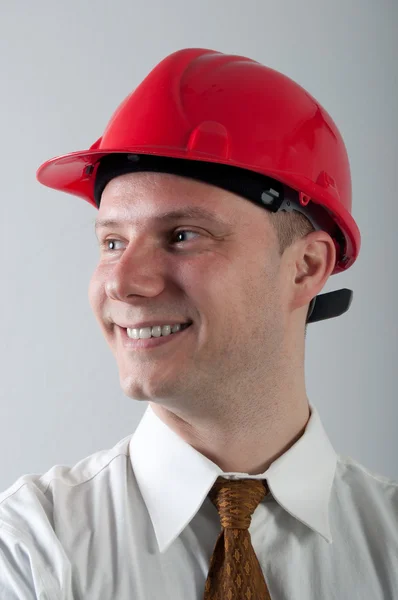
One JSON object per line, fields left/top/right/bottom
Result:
{"left": 96, "top": 171, "right": 254, "bottom": 225}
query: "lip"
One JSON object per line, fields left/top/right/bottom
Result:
{"left": 116, "top": 323, "right": 193, "bottom": 350}
{"left": 115, "top": 320, "right": 192, "bottom": 330}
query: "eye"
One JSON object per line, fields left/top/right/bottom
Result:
{"left": 170, "top": 229, "right": 201, "bottom": 245}
{"left": 101, "top": 239, "right": 125, "bottom": 252}
{"left": 99, "top": 229, "right": 201, "bottom": 253}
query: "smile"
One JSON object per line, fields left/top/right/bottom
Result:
{"left": 117, "top": 323, "right": 193, "bottom": 351}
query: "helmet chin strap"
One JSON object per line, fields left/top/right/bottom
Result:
{"left": 306, "top": 289, "right": 353, "bottom": 324}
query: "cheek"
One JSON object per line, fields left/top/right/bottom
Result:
{"left": 88, "top": 268, "right": 105, "bottom": 316}
{"left": 181, "top": 254, "right": 243, "bottom": 319}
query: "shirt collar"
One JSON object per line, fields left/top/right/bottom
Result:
{"left": 129, "top": 402, "right": 337, "bottom": 553}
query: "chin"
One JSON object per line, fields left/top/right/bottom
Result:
{"left": 120, "top": 367, "right": 187, "bottom": 403}
{"left": 118, "top": 370, "right": 163, "bottom": 401}
{"left": 119, "top": 375, "right": 151, "bottom": 401}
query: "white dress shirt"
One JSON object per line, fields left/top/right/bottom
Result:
{"left": 0, "top": 402, "right": 397, "bottom": 599}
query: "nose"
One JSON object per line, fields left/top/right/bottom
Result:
{"left": 104, "top": 241, "right": 167, "bottom": 301}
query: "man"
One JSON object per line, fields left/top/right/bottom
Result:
{"left": 1, "top": 48, "right": 397, "bottom": 599}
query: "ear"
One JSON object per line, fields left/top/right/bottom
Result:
{"left": 290, "top": 230, "right": 337, "bottom": 311}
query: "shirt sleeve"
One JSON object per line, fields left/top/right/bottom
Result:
{"left": 0, "top": 519, "right": 60, "bottom": 600}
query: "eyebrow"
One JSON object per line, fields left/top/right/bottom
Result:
{"left": 94, "top": 206, "right": 229, "bottom": 235}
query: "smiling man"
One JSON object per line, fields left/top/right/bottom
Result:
{"left": 1, "top": 48, "right": 397, "bottom": 599}
{"left": 89, "top": 167, "right": 326, "bottom": 476}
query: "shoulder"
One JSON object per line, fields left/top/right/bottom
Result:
{"left": 0, "top": 434, "right": 134, "bottom": 597}
{"left": 0, "top": 433, "right": 133, "bottom": 535}
{"left": 336, "top": 453, "right": 398, "bottom": 489}
{"left": 335, "top": 453, "right": 398, "bottom": 520}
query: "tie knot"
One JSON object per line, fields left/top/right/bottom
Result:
{"left": 208, "top": 477, "right": 269, "bottom": 530}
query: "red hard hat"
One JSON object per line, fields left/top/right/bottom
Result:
{"left": 36, "top": 47, "right": 361, "bottom": 323}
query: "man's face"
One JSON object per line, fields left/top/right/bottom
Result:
{"left": 88, "top": 171, "right": 286, "bottom": 412}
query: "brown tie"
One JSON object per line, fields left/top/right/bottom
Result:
{"left": 204, "top": 477, "right": 272, "bottom": 600}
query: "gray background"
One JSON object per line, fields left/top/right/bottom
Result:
{"left": 0, "top": 0, "right": 397, "bottom": 490}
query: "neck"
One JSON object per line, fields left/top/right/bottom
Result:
{"left": 150, "top": 323, "right": 311, "bottom": 475}
{"left": 149, "top": 380, "right": 311, "bottom": 476}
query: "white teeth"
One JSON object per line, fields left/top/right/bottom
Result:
{"left": 126, "top": 323, "right": 185, "bottom": 339}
